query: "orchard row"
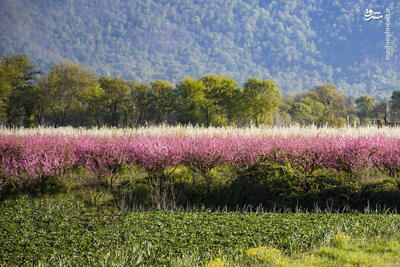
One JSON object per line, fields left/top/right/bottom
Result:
{"left": 2, "top": 134, "right": 400, "bottom": 189}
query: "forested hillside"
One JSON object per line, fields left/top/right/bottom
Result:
{"left": 0, "top": 0, "right": 399, "bottom": 97}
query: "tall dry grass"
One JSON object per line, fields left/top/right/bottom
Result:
{"left": 1, "top": 124, "right": 400, "bottom": 138}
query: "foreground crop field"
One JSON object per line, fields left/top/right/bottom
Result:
{"left": 2, "top": 196, "right": 400, "bottom": 266}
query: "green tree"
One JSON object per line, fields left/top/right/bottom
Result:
{"left": 289, "top": 97, "right": 325, "bottom": 125}
{"left": 317, "top": 109, "right": 344, "bottom": 127}
{"left": 374, "top": 101, "right": 388, "bottom": 123}
{"left": 0, "top": 55, "right": 40, "bottom": 127}
{"left": 303, "top": 97, "right": 325, "bottom": 123}
{"left": 40, "top": 62, "right": 99, "bottom": 126}
{"left": 275, "top": 94, "right": 295, "bottom": 126}
{"left": 356, "top": 94, "right": 376, "bottom": 125}
{"left": 150, "top": 80, "right": 174, "bottom": 125}
{"left": 391, "top": 91, "right": 400, "bottom": 121}
{"left": 243, "top": 78, "right": 281, "bottom": 126}
{"left": 290, "top": 101, "right": 313, "bottom": 125}
{"left": 129, "top": 81, "right": 152, "bottom": 126}
{"left": 200, "top": 74, "right": 242, "bottom": 126}
{"left": 307, "top": 84, "right": 352, "bottom": 127}
{"left": 174, "top": 77, "right": 208, "bottom": 126}
{"left": 85, "top": 85, "right": 106, "bottom": 127}
{"left": 98, "top": 76, "right": 130, "bottom": 127}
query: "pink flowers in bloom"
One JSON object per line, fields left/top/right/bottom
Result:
{"left": 1, "top": 134, "right": 400, "bottom": 188}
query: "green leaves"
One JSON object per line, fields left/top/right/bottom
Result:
{"left": 40, "top": 62, "right": 99, "bottom": 126}
{"left": 150, "top": 80, "right": 175, "bottom": 124}
{"left": 98, "top": 76, "right": 131, "bottom": 126}
{"left": 174, "top": 75, "right": 282, "bottom": 127}
{"left": 243, "top": 78, "right": 281, "bottom": 126}
{"left": 3, "top": 195, "right": 400, "bottom": 265}
{"left": 356, "top": 94, "right": 376, "bottom": 125}
{"left": 0, "top": 196, "right": 118, "bottom": 265}
{"left": 0, "top": 55, "right": 40, "bottom": 126}
{"left": 175, "top": 77, "right": 208, "bottom": 125}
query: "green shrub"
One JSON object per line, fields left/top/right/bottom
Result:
{"left": 229, "top": 162, "right": 360, "bottom": 210}
{"left": 359, "top": 179, "right": 400, "bottom": 210}
{"left": 229, "top": 162, "right": 303, "bottom": 209}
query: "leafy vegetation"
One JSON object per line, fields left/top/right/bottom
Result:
{"left": 1, "top": 0, "right": 399, "bottom": 97}
{"left": 2, "top": 55, "right": 400, "bottom": 128}
{"left": 2, "top": 196, "right": 400, "bottom": 266}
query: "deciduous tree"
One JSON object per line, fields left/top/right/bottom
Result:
{"left": 243, "top": 78, "right": 281, "bottom": 126}
{"left": 40, "top": 62, "right": 99, "bottom": 126}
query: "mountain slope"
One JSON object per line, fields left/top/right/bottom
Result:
{"left": 0, "top": 0, "right": 399, "bottom": 97}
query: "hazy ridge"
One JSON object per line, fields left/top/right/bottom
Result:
{"left": 0, "top": 0, "right": 399, "bottom": 97}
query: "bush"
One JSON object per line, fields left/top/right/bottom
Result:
{"left": 359, "top": 179, "right": 400, "bottom": 210}
{"left": 229, "top": 162, "right": 359, "bottom": 210}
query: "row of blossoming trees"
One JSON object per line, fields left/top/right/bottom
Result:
{"left": 2, "top": 134, "right": 400, "bottom": 193}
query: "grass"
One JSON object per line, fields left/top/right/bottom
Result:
{"left": 34, "top": 236, "right": 400, "bottom": 266}
{"left": 2, "top": 195, "right": 400, "bottom": 266}
{"left": 3, "top": 124, "right": 400, "bottom": 138}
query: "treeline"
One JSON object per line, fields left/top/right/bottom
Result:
{"left": 0, "top": 55, "right": 398, "bottom": 128}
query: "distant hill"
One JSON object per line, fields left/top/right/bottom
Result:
{"left": 0, "top": 0, "right": 399, "bottom": 97}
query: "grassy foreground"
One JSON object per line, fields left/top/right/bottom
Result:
{"left": 2, "top": 195, "right": 400, "bottom": 266}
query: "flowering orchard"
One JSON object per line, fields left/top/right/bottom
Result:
{"left": 1, "top": 133, "right": 400, "bottom": 190}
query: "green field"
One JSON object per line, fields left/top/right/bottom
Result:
{"left": 2, "top": 195, "right": 400, "bottom": 266}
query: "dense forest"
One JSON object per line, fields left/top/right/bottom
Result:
{"left": 1, "top": 55, "right": 400, "bottom": 128}
{"left": 0, "top": 0, "right": 399, "bottom": 97}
